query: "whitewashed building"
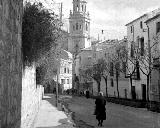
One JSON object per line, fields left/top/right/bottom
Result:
{"left": 59, "top": 50, "right": 73, "bottom": 90}
{"left": 126, "top": 8, "right": 160, "bottom": 100}
{"left": 145, "top": 13, "right": 160, "bottom": 101}
{"left": 92, "top": 39, "right": 130, "bottom": 98}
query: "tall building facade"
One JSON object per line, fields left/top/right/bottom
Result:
{"left": 68, "top": 0, "right": 91, "bottom": 90}
{"left": 146, "top": 13, "right": 160, "bottom": 101}
{"left": 125, "top": 8, "right": 160, "bottom": 100}
{"left": 68, "top": 0, "right": 91, "bottom": 55}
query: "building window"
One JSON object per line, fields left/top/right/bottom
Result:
{"left": 140, "top": 37, "right": 144, "bottom": 56}
{"left": 131, "top": 25, "right": 134, "bottom": 33}
{"left": 110, "top": 78, "right": 114, "bottom": 87}
{"left": 136, "top": 36, "right": 140, "bottom": 48}
{"left": 64, "top": 68, "right": 66, "bottom": 73}
{"left": 86, "top": 23, "right": 88, "bottom": 31}
{"left": 80, "top": 24, "right": 82, "bottom": 30}
{"left": 61, "top": 79, "right": 65, "bottom": 84}
{"left": 82, "top": 5, "right": 84, "bottom": 11}
{"left": 110, "top": 62, "right": 114, "bottom": 76}
{"left": 132, "top": 61, "right": 140, "bottom": 80}
{"left": 156, "top": 22, "right": 160, "bottom": 34}
{"left": 67, "top": 68, "right": 69, "bottom": 73}
{"left": 131, "top": 43, "right": 134, "bottom": 58}
{"left": 67, "top": 79, "right": 69, "bottom": 84}
{"left": 140, "top": 21, "right": 143, "bottom": 29}
{"left": 76, "top": 23, "right": 78, "bottom": 30}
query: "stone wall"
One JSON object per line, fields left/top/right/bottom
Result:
{"left": 0, "top": 0, "right": 23, "bottom": 128}
{"left": 0, "top": 1, "right": 44, "bottom": 128}
{"left": 21, "top": 65, "right": 44, "bottom": 128}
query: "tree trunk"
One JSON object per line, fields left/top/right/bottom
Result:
{"left": 104, "top": 76, "right": 108, "bottom": 97}
{"left": 130, "top": 76, "right": 133, "bottom": 99}
{"left": 97, "top": 81, "right": 101, "bottom": 93}
{"left": 147, "top": 75, "right": 150, "bottom": 102}
{"left": 116, "top": 75, "right": 120, "bottom": 98}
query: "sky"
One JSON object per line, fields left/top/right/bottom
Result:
{"left": 30, "top": 0, "right": 160, "bottom": 40}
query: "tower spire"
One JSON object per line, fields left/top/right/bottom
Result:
{"left": 72, "top": 0, "right": 87, "bottom": 14}
{"left": 68, "top": 0, "right": 90, "bottom": 54}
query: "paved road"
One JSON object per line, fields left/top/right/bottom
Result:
{"left": 62, "top": 96, "right": 160, "bottom": 128}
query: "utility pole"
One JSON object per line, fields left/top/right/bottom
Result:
{"left": 56, "top": 62, "right": 59, "bottom": 107}
{"left": 56, "top": 2, "right": 63, "bottom": 107}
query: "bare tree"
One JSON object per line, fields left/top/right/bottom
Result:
{"left": 83, "top": 59, "right": 105, "bottom": 93}
{"left": 96, "top": 58, "right": 110, "bottom": 97}
{"left": 106, "top": 41, "right": 137, "bottom": 99}
{"left": 134, "top": 34, "right": 160, "bottom": 102}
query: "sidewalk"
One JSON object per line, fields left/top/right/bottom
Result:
{"left": 33, "top": 94, "right": 75, "bottom": 128}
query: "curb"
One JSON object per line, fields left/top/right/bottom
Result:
{"left": 58, "top": 99, "right": 77, "bottom": 127}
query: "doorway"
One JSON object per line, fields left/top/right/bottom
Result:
{"left": 142, "top": 84, "right": 146, "bottom": 101}
{"left": 131, "top": 86, "right": 136, "bottom": 100}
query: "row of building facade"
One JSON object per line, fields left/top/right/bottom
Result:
{"left": 59, "top": 0, "right": 160, "bottom": 102}
{"left": 69, "top": 1, "right": 160, "bottom": 101}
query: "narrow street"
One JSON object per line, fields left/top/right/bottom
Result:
{"left": 62, "top": 96, "right": 160, "bottom": 128}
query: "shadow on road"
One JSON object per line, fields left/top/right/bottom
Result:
{"left": 43, "top": 93, "right": 73, "bottom": 108}
{"left": 35, "top": 118, "right": 74, "bottom": 128}
{"left": 42, "top": 94, "right": 57, "bottom": 107}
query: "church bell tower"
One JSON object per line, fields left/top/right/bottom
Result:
{"left": 68, "top": 0, "right": 91, "bottom": 55}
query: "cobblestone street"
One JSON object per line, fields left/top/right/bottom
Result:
{"left": 62, "top": 96, "right": 160, "bottom": 128}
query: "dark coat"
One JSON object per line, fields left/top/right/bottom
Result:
{"left": 95, "top": 96, "right": 106, "bottom": 120}
{"left": 86, "top": 90, "right": 90, "bottom": 98}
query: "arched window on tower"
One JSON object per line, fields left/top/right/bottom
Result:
{"left": 86, "top": 23, "right": 88, "bottom": 31}
{"left": 76, "top": 23, "right": 78, "bottom": 30}
{"left": 82, "top": 5, "right": 84, "bottom": 11}
{"left": 80, "top": 24, "right": 82, "bottom": 30}
{"left": 85, "top": 5, "right": 86, "bottom": 12}
{"left": 76, "top": 5, "right": 79, "bottom": 11}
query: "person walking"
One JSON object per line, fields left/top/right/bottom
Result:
{"left": 95, "top": 92, "right": 106, "bottom": 127}
{"left": 86, "top": 89, "right": 90, "bottom": 99}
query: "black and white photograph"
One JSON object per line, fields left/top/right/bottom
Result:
{"left": 1, "top": 0, "right": 160, "bottom": 128}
